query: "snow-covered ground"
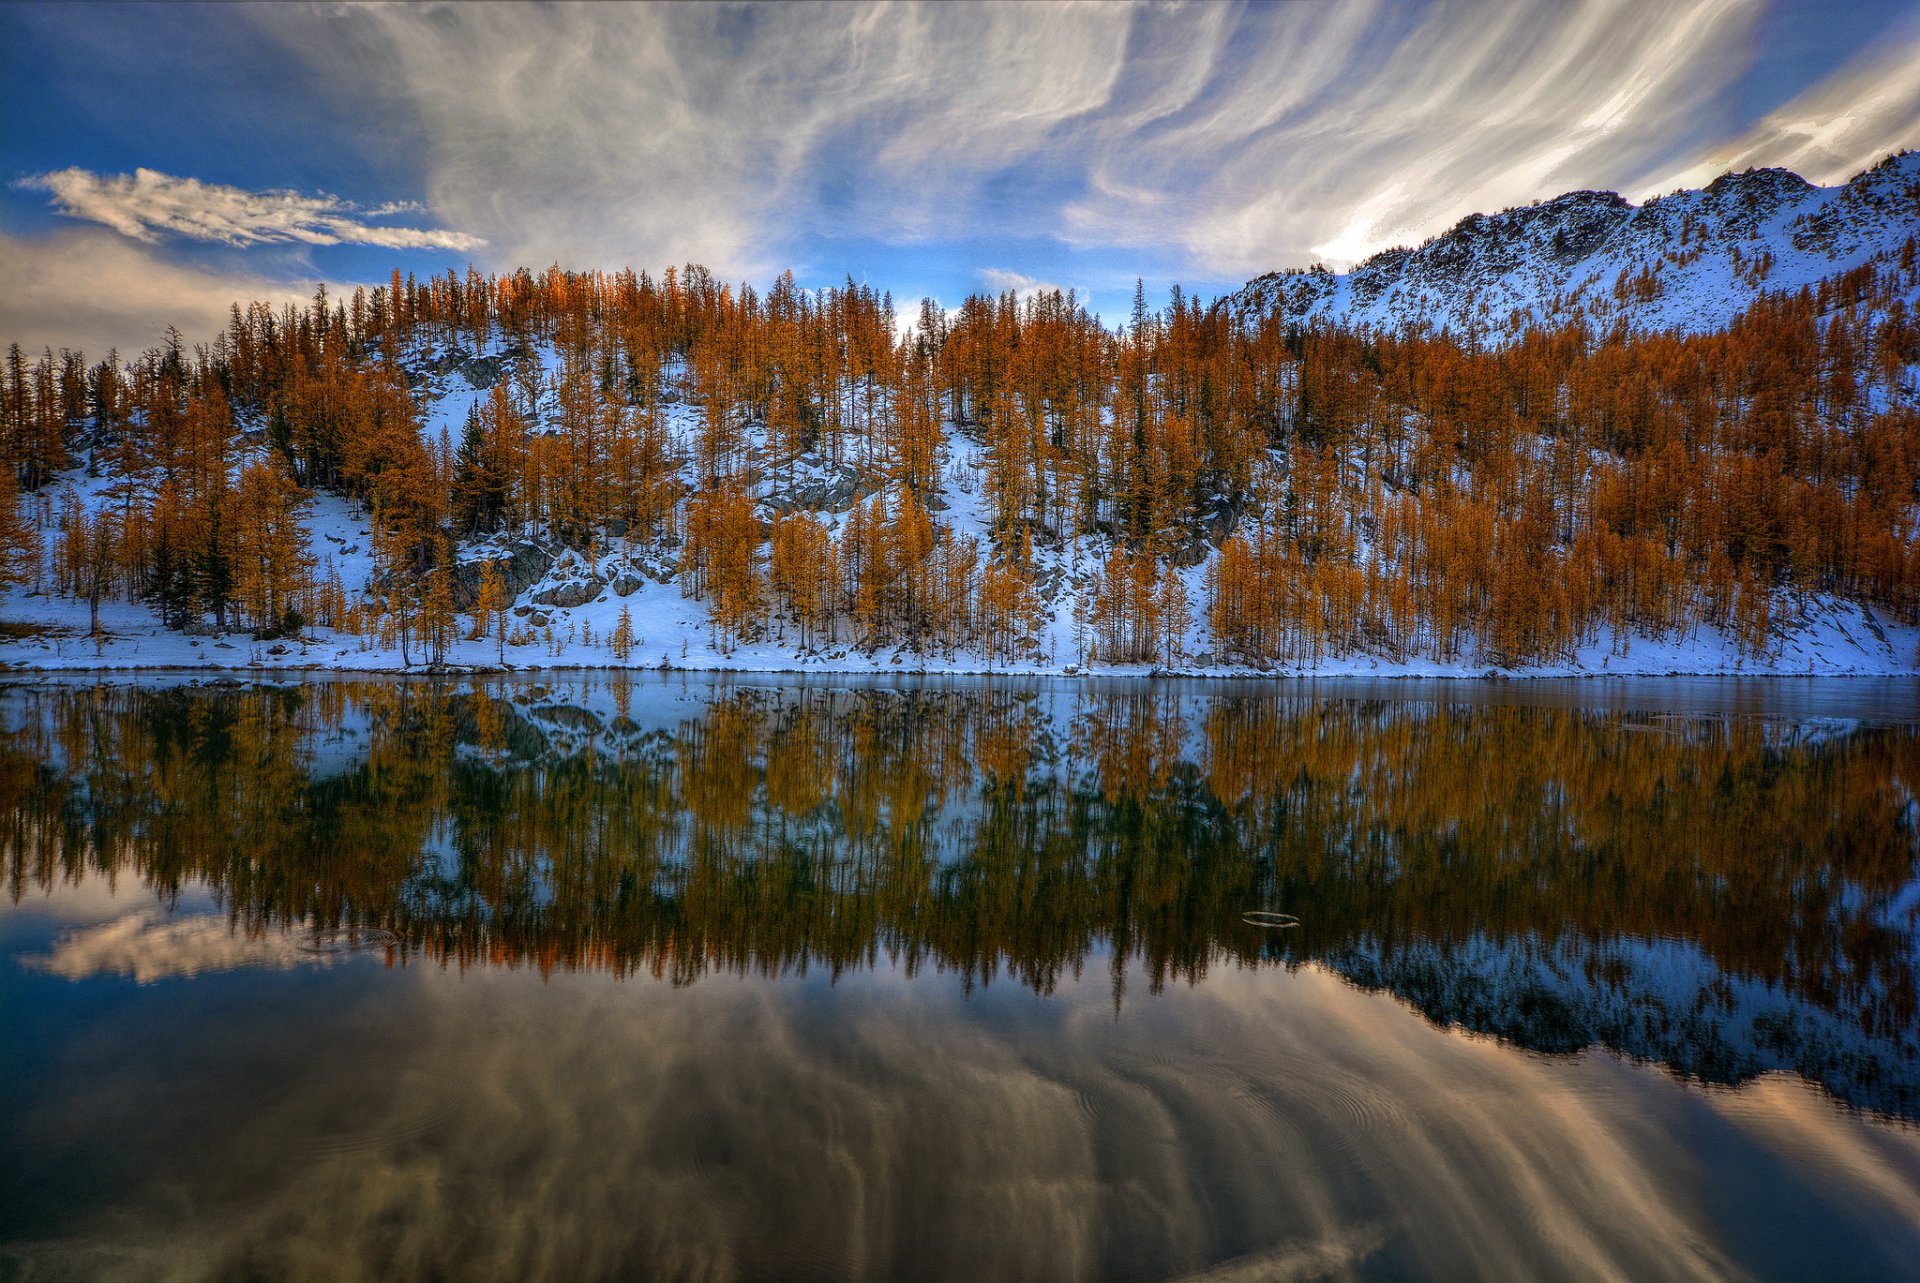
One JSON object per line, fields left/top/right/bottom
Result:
{"left": 2, "top": 541, "right": 1913, "bottom": 678}
{"left": 3, "top": 380, "right": 1916, "bottom": 677}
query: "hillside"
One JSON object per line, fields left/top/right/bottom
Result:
{"left": 1235, "top": 152, "right": 1920, "bottom": 341}
{"left": 1, "top": 165, "right": 1918, "bottom": 676}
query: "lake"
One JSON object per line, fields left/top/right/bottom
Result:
{"left": 3, "top": 674, "right": 1918, "bottom": 1281}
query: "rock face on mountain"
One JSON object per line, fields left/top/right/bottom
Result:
{"left": 1234, "top": 152, "right": 1920, "bottom": 338}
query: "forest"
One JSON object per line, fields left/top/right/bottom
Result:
{"left": 3, "top": 247, "right": 1918, "bottom": 667}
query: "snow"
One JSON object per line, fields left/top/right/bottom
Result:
{"left": 1327, "top": 927, "right": 1920, "bottom": 1116}
{"left": 3, "top": 523, "right": 1915, "bottom": 679}
{"left": 1237, "top": 152, "right": 1920, "bottom": 340}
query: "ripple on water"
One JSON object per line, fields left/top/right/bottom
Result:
{"left": 1242, "top": 912, "right": 1300, "bottom": 929}
{"left": 306, "top": 1069, "right": 461, "bottom": 1158}
{"left": 1293, "top": 1066, "right": 1415, "bottom": 1152}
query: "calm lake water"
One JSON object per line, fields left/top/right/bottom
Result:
{"left": 3, "top": 674, "right": 1918, "bottom": 1282}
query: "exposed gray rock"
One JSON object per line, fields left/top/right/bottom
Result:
{"left": 531, "top": 578, "right": 605, "bottom": 609}
{"left": 450, "top": 541, "right": 553, "bottom": 611}
{"left": 1200, "top": 496, "right": 1241, "bottom": 548}
{"left": 762, "top": 464, "right": 884, "bottom": 515}
{"left": 1170, "top": 537, "right": 1210, "bottom": 568}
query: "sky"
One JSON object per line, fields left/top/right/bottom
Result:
{"left": 3, "top": 0, "right": 1918, "bottom": 357}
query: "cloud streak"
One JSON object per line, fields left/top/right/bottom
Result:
{"left": 236, "top": 0, "right": 1920, "bottom": 284}
{"left": 977, "top": 268, "right": 1078, "bottom": 306}
{"left": 251, "top": 2, "right": 1132, "bottom": 278}
{"left": 1638, "top": 29, "right": 1920, "bottom": 196}
{"left": 20, "top": 167, "right": 485, "bottom": 252}
{"left": 19, "top": 908, "right": 355, "bottom": 983}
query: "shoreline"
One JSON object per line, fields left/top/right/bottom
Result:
{"left": 4, "top": 657, "right": 1915, "bottom": 681}
{"left": 7, "top": 594, "right": 1915, "bottom": 683}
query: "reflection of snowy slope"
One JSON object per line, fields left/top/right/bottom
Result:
{"left": 1323, "top": 931, "right": 1920, "bottom": 1118}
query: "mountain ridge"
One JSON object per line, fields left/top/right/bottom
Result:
{"left": 1234, "top": 151, "right": 1920, "bottom": 337}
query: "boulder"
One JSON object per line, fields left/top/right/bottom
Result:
{"left": 531, "top": 578, "right": 605, "bottom": 609}
{"left": 762, "top": 464, "right": 884, "bottom": 515}
{"left": 451, "top": 541, "right": 554, "bottom": 611}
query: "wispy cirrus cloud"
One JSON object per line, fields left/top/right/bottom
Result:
{"left": 249, "top": 2, "right": 1131, "bottom": 279}
{"left": 1637, "top": 30, "right": 1920, "bottom": 197}
{"left": 238, "top": 0, "right": 1920, "bottom": 286}
{"left": 19, "top": 166, "right": 485, "bottom": 252}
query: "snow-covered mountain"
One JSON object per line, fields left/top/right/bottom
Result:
{"left": 1235, "top": 152, "right": 1920, "bottom": 338}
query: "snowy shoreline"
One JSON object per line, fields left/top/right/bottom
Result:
{"left": 4, "top": 635, "right": 1914, "bottom": 680}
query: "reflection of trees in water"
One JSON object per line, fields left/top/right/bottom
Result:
{"left": 4, "top": 679, "right": 1917, "bottom": 1109}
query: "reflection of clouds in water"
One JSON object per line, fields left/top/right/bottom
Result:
{"left": 1707, "top": 1075, "right": 1920, "bottom": 1229}
{"left": 19, "top": 909, "right": 376, "bottom": 982}
{"left": 2, "top": 865, "right": 219, "bottom": 926}
{"left": 12, "top": 964, "right": 1920, "bottom": 1281}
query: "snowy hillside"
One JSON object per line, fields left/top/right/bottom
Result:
{"left": 1235, "top": 152, "right": 1920, "bottom": 339}
{"left": 3, "top": 175, "right": 1918, "bottom": 677}
{"left": 5, "top": 398, "right": 1914, "bottom": 677}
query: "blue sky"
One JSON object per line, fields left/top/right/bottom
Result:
{"left": 4, "top": 0, "right": 1918, "bottom": 356}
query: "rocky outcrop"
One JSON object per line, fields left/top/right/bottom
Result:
{"left": 531, "top": 578, "right": 605, "bottom": 609}
{"left": 414, "top": 343, "right": 532, "bottom": 392}
{"left": 762, "top": 463, "right": 884, "bottom": 515}
{"left": 450, "top": 542, "right": 553, "bottom": 611}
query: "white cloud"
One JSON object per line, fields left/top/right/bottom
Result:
{"left": 20, "top": 167, "right": 485, "bottom": 252}
{"left": 978, "top": 268, "right": 1076, "bottom": 305}
{"left": 0, "top": 228, "right": 330, "bottom": 357}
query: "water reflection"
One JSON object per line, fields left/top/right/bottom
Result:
{"left": 5, "top": 674, "right": 1919, "bottom": 1117}
{"left": 5, "top": 675, "right": 1920, "bottom": 1281}
{"left": 7, "top": 954, "right": 1920, "bottom": 1281}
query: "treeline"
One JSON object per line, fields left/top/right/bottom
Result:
{"left": 3, "top": 246, "right": 1919, "bottom": 663}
